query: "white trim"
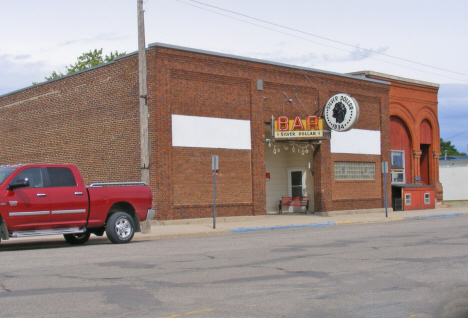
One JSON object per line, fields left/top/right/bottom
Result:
{"left": 172, "top": 115, "right": 251, "bottom": 150}
{"left": 391, "top": 150, "right": 406, "bottom": 184}
{"left": 9, "top": 211, "right": 50, "bottom": 216}
{"left": 405, "top": 194, "right": 412, "bottom": 206}
{"left": 424, "top": 193, "right": 431, "bottom": 205}
{"left": 51, "top": 209, "right": 87, "bottom": 215}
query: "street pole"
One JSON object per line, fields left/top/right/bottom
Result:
{"left": 138, "top": 0, "right": 151, "bottom": 233}
{"left": 212, "top": 156, "right": 219, "bottom": 229}
{"left": 384, "top": 167, "right": 388, "bottom": 218}
{"left": 382, "top": 162, "right": 388, "bottom": 218}
{"left": 213, "top": 168, "right": 217, "bottom": 229}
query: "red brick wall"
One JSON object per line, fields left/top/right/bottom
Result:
{"left": 312, "top": 88, "right": 390, "bottom": 212}
{"left": 365, "top": 74, "right": 440, "bottom": 186}
{"left": 331, "top": 154, "right": 383, "bottom": 209}
{"left": 0, "top": 44, "right": 391, "bottom": 219}
{"left": 147, "top": 45, "right": 390, "bottom": 217}
{"left": 146, "top": 48, "right": 257, "bottom": 219}
{"left": 172, "top": 148, "right": 252, "bottom": 206}
{"left": 0, "top": 56, "right": 141, "bottom": 185}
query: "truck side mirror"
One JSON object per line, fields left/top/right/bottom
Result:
{"left": 7, "top": 178, "right": 30, "bottom": 190}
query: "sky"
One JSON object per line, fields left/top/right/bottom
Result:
{"left": 1, "top": 0, "right": 467, "bottom": 153}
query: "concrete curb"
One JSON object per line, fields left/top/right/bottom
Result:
{"left": 133, "top": 209, "right": 468, "bottom": 241}
{"left": 230, "top": 222, "right": 336, "bottom": 233}
{"left": 403, "top": 213, "right": 464, "bottom": 220}
{"left": 229, "top": 212, "right": 467, "bottom": 234}
{"left": 134, "top": 230, "right": 231, "bottom": 241}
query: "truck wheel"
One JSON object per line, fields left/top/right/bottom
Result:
{"left": 64, "top": 232, "right": 91, "bottom": 245}
{"left": 106, "top": 212, "right": 135, "bottom": 244}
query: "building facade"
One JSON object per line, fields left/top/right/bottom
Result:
{"left": 350, "top": 71, "right": 442, "bottom": 210}
{"left": 0, "top": 43, "right": 395, "bottom": 220}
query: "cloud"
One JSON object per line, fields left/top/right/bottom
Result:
{"left": 11, "top": 54, "right": 31, "bottom": 61}
{"left": 223, "top": 43, "right": 319, "bottom": 68}
{"left": 284, "top": 52, "right": 322, "bottom": 66}
{"left": 323, "top": 46, "right": 389, "bottom": 63}
{"left": 257, "top": 51, "right": 321, "bottom": 67}
{"left": 59, "top": 33, "right": 130, "bottom": 48}
{"left": 241, "top": 44, "right": 389, "bottom": 68}
{"left": 0, "top": 54, "right": 51, "bottom": 96}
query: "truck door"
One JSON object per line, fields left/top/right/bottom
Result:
{"left": 46, "top": 167, "right": 88, "bottom": 228}
{"left": 6, "top": 167, "right": 50, "bottom": 231}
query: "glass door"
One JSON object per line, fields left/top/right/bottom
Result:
{"left": 291, "top": 171, "right": 303, "bottom": 197}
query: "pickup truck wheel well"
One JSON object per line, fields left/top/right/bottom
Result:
{"left": 107, "top": 202, "right": 141, "bottom": 232}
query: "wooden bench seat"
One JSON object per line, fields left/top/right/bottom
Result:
{"left": 279, "top": 196, "right": 309, "bottom": 213}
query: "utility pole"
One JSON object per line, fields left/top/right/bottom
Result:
{"left": 138, "top": 0, "right": 151, "bottom": 233}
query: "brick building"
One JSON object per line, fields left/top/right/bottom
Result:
{"left": 0, "top": 43, "right": 394, "bottom": 220}
{"left": 350, "top": 71, "right": 441, "bottom": 210}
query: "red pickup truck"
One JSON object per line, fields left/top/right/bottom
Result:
{"left": 0, "top": 164, "right": 154, "bottom": 245}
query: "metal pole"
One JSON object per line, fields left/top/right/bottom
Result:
{"left": 384, "top": 168, "right": 388, "bottom": 218}
{"left": 382, "top": 161, "right": 388, "bottom": 218}
{"left": 213, "top": 170, "right": 216, "bottom": 229}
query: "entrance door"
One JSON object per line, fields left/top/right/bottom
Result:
{"left": 287, "top": 167, "right": 306, "bottom": 212}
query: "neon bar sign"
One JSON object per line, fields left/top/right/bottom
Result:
{"left": 273, "top": 116, "right": 324, "bottom": 140}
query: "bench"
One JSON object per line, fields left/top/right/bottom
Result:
{"left": 279, "top": 196, "right": 309, "bottom": 213}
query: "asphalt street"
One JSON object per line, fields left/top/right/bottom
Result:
{"left": 2, "top": 212, "right": 468, "bottom": 318}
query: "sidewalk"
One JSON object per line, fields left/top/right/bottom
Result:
{"left": 133, "top": 205, "right": 468, "bottom": 241}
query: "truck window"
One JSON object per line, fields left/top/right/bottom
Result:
{"left": 47, "top": 167, "right": 77, "bottom": 187}
{"left": 12, "top": 168, "right": 44, "bottom": 188}
{"left": 0, "top": 168, "right": 16, "bottom": 185}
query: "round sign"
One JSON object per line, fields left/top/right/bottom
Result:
{"left": 324, "top": 93, "right": 360, "bottom": 132}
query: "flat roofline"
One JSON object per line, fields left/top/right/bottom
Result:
{"left": 349, "top": 70, "right": 439, "bottom": 88}
{"left": 149, "top": 42, "right": 391, "bottom": 86}
{"left": 0, "top": 44, "right": 394, "bottom": 99}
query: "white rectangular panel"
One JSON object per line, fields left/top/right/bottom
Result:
{"left": 331, "top": 129, "right": 381, "bottom": 155}
{"left": 439, "top": 165, "right": 468, "bottom": 201}
{"left": 172, "top": 115, "right": 251, "bottom": 150}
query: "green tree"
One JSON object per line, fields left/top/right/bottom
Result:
{"left": 34, "top": 49, "right": 126, "bottom": 84}
{"left": 440, "top": 138, "right": 467, "bottom": 156}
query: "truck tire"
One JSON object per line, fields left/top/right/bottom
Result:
{"left": 64, "top": 232, "right": 91, "bottom": 245}
{"left": 106, "top": 212, "right": 135, "bottom": 244}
